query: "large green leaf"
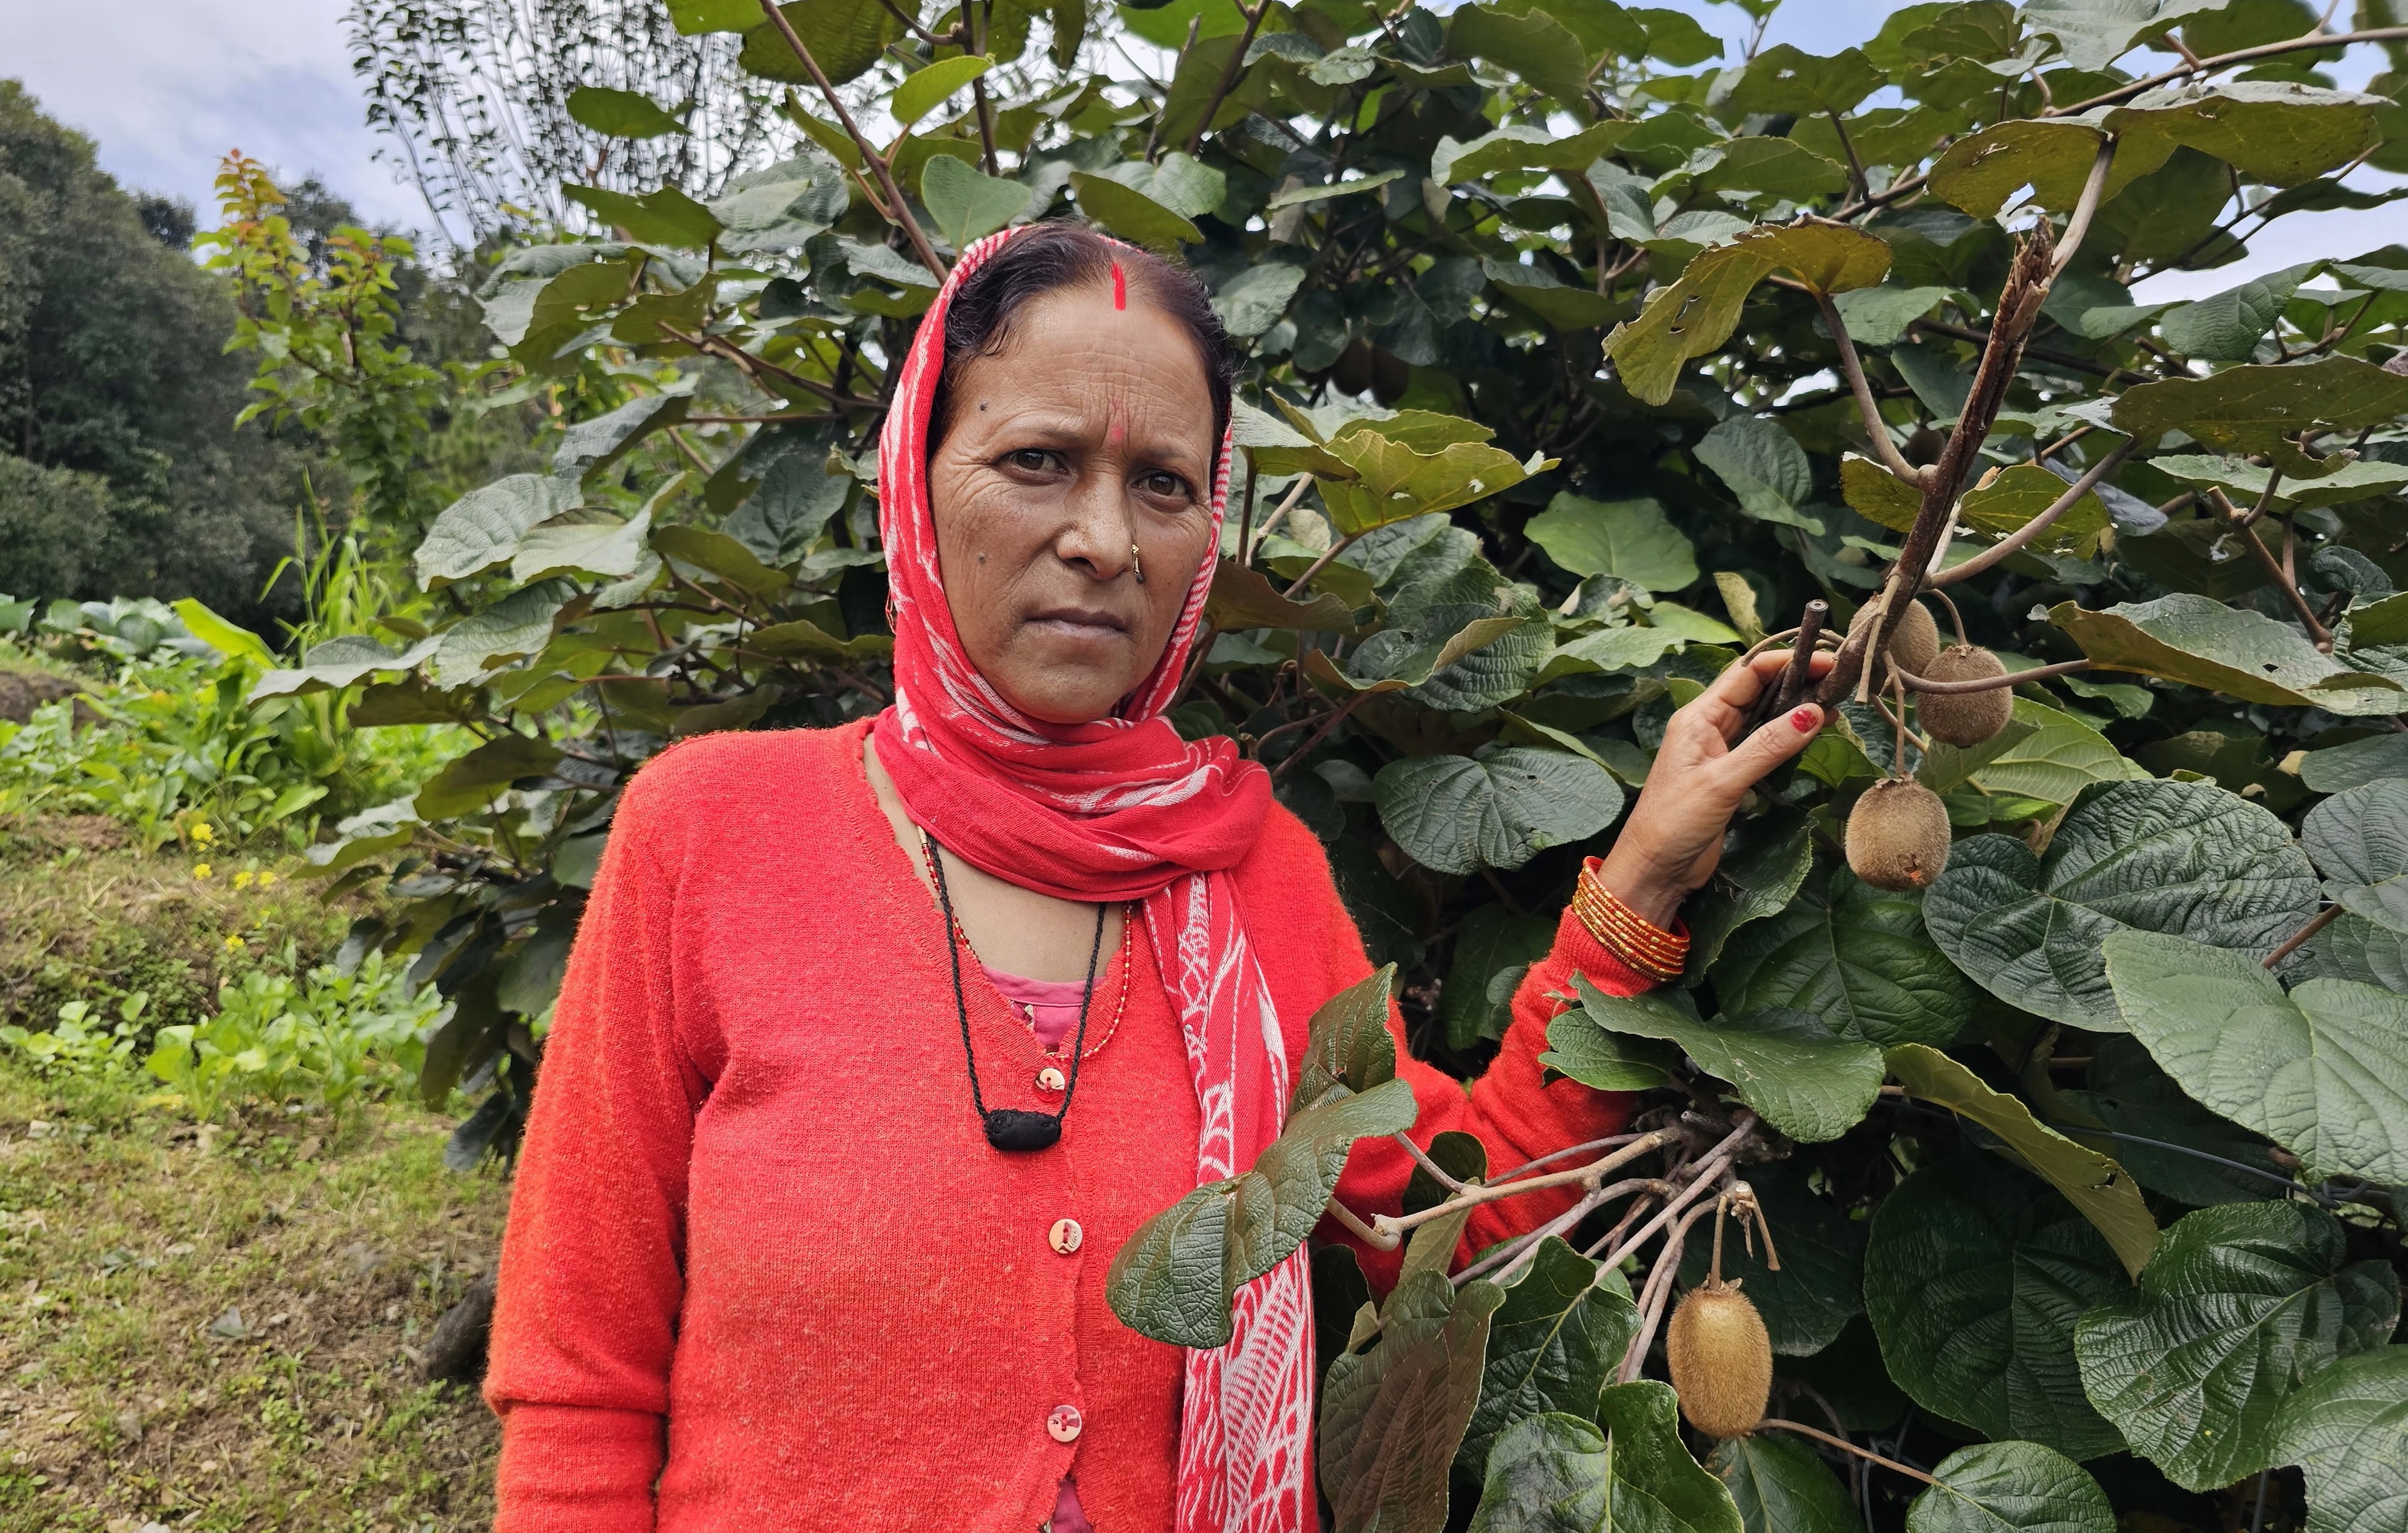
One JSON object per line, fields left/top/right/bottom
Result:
{"left": 1376, "top": 749, "right": 1622, "bottom": 876}
{"left": 1924, "top": 779, "right": 2321, "bottom": 1031}
{"left": 1928, "top": 121, "right": 2114, "bottom": 217}
{"left": 1203, "top": 558, "right": 1358, "bottom": 635}
{"left": 2109, "top": 357, "right": 2408, "bottom": 475}
{"left": 1711, "top": 865, "right": 1972, "bottom": 1049}
{"left": 1884, "top": 1045, "right": 2160, "bottom": 1280}
{"left": 563, "top": 185, "right": 723, "bottom": 248}
{"left": 1446, "top": 4, "right": 1592, "bottom": 103}
{"left": 891, "top": 54, "right": 993, "bottom": 127}
{"left": 2300, "top": 729, "right": 2408, "bottom": 793}
{"left": 415, "top": 475, "right": 582, "bottom": 589}
{"left": 1523, "top": 495, "right": 1699, "bottom": 592}
{"left": 1467, "top": 1389, "right": 1745, "bottom": 1533}
{"left": 1565, "top": 980, "right": 1884, "bottom": 1143}
{"left": 1717, "top": 44, "right": 1882, "bottom": 116}
{"left": 247, "top": 633, "right": 441, "bottom": 702}
{"left": 921, "top": 154, "right": 1029, "bottom": 249}
{"left": 430, "top": 580, "right": 577, "bottom": 688}
{"left": 564, "top": 86, "right": 688, "bottom": 139}
{"left": 2106, "top": 83, "right": 2384, "bottom": 188}
{"left": 2056, "top": 1036, "right": 2289, "bottom": 1208}
{"left": 2073, "top": 1200, "right": 2401, "bottom": 1491}
{"left": 1433, "top": 121, "right": 1636, "bottom": 184}
{"left": 1708, "top": 1434, "right": 1857, "bottom": 1533}
{"left": 2022, "top": 0, "right": 2228, "bottom": 72}
{"left": 1444, "top": 904, "right": 1557, "bottom": 1049}
{"left": 1943, "top": 700, "right": 2149, "bottom": 808}
{"left": 1323, "top": 1270, "right": 1506, "bottom": 1533}
{"left": 2267, "top": 1346, "right": 2408, "bottom": 1533}
{"left": 1606, "top": 224, "right": 1892, "bottom": 405}
{"left": 1319, "top": 419, "right": 1541, "bottom": 535}
{"left": 412, "top": 734, "right": 566, "bottom": 820}
{"left": 1693, "top": 414, "right": 1819, "bottom": 532}
{"left": 1682, "top": 807, "right": 1816, "bottom": 979}
{"left": 1105, "top": 1076, "right": 1416, "bottom": 1348}
{"left": 2303, "top": 779, "right": 2408, "bottom": 933}
{"left": 2103, "top": 930, "right": 2408, "bottom": 1184}
{"left": 1677, "top": 1161, "right": 1863, "bottom": 1357}
{"left": 1904, "top": 1441, "right": 2115, "bottom": 1533}
{"left": 1458, "top": 1237, "right": 1639, "bottom": 1477}
{"left": 1864, "top": 1155, "right": 2130, "bottom": 1460}
{"left": 2054, "top": 595, "right": 2404, "bottom": 716}
{"left": 1069, "top": 171, "right": 1202, "bottom": 248}
{"left": 738, "top": 0, "right": 903, "bottom": 84}
{"left": 2150, "top": 454, "right": 2408, "bottom": 511}
{"left": 1294, "top": 964, "right": 1400, "bottom": 1112}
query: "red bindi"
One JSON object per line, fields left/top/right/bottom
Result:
{"left": 1110, "top": 260, "right": 1126, "bottom": 311}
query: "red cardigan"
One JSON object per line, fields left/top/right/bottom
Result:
{"left": 485, "top": 719, "right": 1643, "bottom": 1531}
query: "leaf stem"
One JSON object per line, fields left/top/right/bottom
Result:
{"left": 1184, "top": 0, "right": 1269, "bottom": 156}
{"left": 2051, "top": 25, "right": 2408, "bottom": 116}
{"left": 1927, "top": 440, "right": 2135, "bottom": 588}
{"left": 1371, "top": 1128, "right": 1677, "bottom": 1243}
{"left": 1814, "top": 292, "right": 1925, "bottom": 489}
{"left": 2207, "top": 489, "right": 2334, "bottom": 647}
{"left": 1393, "top": 1131, "right": 1476, "bottom": 1193}
{"left": 1758, "top": 1420, "right": 1940, "bottom": 1487}
{"left": 1896, "top": 658, "right": 2095, "bottom": 694}
{"left": 2263, "top": 903, "right": 2343, "bottom": 969}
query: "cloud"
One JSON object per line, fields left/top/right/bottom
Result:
{"left": 7, "top": 0, "right": 423, "bottom": 228}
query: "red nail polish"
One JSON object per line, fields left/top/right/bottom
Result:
{"left": 1790, "top": 706, "right": 1820, "bottom": 732}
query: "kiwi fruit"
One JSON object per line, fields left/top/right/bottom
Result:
{"left": 1370, "top": 344, "right": 1411, "bottom": 406}
{"left": 1330, "top": 337, "right": 1375, "bottom": 397}
{"left": 1847, "top": 597, "right": 1940, "bottom": 691}
{"left": 1917, "top": 644, "right": 2015, "bottom": 747}
{"left": 1666, "top": 1279, "right": 1773, "bottom": 1439}
{"left": 1846, "top": 775, "right": 1953, "bottom": 891}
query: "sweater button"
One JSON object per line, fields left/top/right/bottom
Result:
{"left": 1035, "top": 1064, "right": 1067, "bottom": 1095}
{"left": 1049, "top": 1217, "right": 1083, "bottom": 1254}
{"left": 1047, "top": 1403, "right": 1084, "bottom": 1443}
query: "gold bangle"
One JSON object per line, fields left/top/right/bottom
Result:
{"left": 1571, "top": 862, "right": 1688, "bottom": 983}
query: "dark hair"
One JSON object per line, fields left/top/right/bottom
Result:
{"left": 927, "top": 222, "right": 1238, "bottom": 455}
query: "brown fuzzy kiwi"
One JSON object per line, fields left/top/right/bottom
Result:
{"left": 1846, "top": 775, "right": 1953, "bottom": 891}
{"left": 1666, "top": 1278, "right": 1773, "bottom": 1439}
{"left": 1847, "top": 597, "right": 1940, "bottom": 691}
{"left": 1917, "top": 644, "right": 2015, "bottom": 747}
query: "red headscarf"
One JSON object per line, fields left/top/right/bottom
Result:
{"left": 869, "top": 227, "right": 1312, "bottom": 1533}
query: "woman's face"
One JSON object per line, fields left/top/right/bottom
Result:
{"left": 927, "top": 283, "right": 1219, "bottom": 725}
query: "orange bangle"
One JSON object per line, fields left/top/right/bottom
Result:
{"left": 1571, "top": 860, "right": 1688, "bottom": 983}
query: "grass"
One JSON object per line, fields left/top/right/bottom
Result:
{"left": 0, "top": 820, "right": 511, "bottom": 1531}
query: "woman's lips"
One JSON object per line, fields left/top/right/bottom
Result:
{"left": 1028, "top": 607, "right": 1128, "bottom": 639}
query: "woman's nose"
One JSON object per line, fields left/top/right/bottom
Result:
{"left": 1055, "top": 476, "right": 1137, "bottom": 580}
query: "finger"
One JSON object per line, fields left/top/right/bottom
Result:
{"left": 1709, "top": 699, "right": 1827, "bottom": 789}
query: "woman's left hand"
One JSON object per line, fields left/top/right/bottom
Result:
{"left": 1595, "top": 647, "right": 1837, "bottom": 927}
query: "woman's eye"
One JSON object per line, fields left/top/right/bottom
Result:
{"left": 1006, "top": 448, "right": 1056, "bottom": 473}
{"left": 1137, "top": 470, "right": 1190, "bottom": 501}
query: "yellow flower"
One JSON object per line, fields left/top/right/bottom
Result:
{"left": 192, "top": 863, "right": 213, "bottom": 881}
{"left": 223, "top": 934, "right": 246, "bottom": 953}
{"left": 189, "top": 821, "right": 216, "bottom": 847}
{"left": 232, "top": 871, "right": 253, "bottom": 890}
{"left": 256, "top": 871, "right": 276, "bottom": 890}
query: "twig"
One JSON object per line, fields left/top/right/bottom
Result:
{"left": 1454, "top": 1179, "right": 1668, "bottom": 1288}
{"left": 2051, "top": 26, "right": 2408, "bottom": 116}
{"left": 1618, "top": 1193, "right": 1725, "bottom": 1383}
{"left": 1281, "top": 528, "right": 1364, "bottom": 600}
{"left": 1759, "top": 1420, "right": 1940, "bottom": 1487}
{"left": 1816, "top": 292, "right": 1925, "bottom": 489}
{"left": 2208, "top": 489, "right": 2334, "bottom": 647}
{"left": 1249, "top": 475, "right": 1314, "bottom": 563}
{"left": 1268, "top": 688, "right": 1370, "bottom": 780}
{"left": 2051, "top": 142, "right": 2116, "bottom": 280}
{"left": 1928, "top": 440, "right": 2136, "bottom": 588}
{"left": 2264, "top": 904, "right": 2343, "bottom": 969}
{"left": 1394, "top": 1132, "right": 1475, "bottom": 1194}
{"left": 1898, "top": 658, "right": 2094, "bottom": 694}
{"left": 1593, "top": 1116, "right": 1760, "bottom": 1271}
{"left": 1183, "top": 0, "right": 1269, "bottom": 155}
{"left": 1371, "top": 1129, "right": 1676, "bottom": 1245}
{"left": 1325, "top": 1196, "right": 1393, "bottom": 1249}
{"left": 1488, "top": 1132, "right": 1650, "bottom": 1185}
{"left": 754, "top": 0, "right": 946, "bottom": 279}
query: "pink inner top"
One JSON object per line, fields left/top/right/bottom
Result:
{"left": 982, "top": 961, "right": 1101, "bottom": 1533}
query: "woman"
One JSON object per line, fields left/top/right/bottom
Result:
{"left": 484, "top": 223, "right": 1831, "bottom": 1532}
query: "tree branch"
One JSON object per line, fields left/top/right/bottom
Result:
{"left": 755, "top": 0, "right": 947, "bottom": 279}
{"left": 1370, "top": 1128, "right": 1677, "bottom": 1245}
{"left": 2052, "top": 25, "right": 2408, "bottom": 116}
{"left": 1927, "top": 439, "right": 2136, "bottom": 588}
{"left": 2051, "top": 140, "right": 2116, "bottom": 279}
{"left": 2208, "top": 488, "right": 2335, "bottom": 648}
{"left": 1814, "top": 291, "right": 1926, "bottom": 488}
{"left": 1184, "top": 0, "right": 1269, "bottom": 156}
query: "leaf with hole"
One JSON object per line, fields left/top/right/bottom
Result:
{"left": 1606, "top": 224, "right": 1892, "bottom": 405}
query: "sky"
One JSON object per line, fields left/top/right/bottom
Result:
{"left": 3, "top": 0, "right": 2403, "bottom": 297}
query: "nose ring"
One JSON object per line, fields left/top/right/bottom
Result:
{"left": 1131, "top": 542, "right": 1145, "bottom": 584}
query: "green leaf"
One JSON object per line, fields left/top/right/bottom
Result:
{"left": 1678, "top": 1161, "right": 1864, "bottom": 1357}
{"left": 1445, "top": 904, "right": 1556, "bottom": 1049}
{"left": 2023, "top": 0, "right": 2226, "bottom": 71}
{"left": 1927, "top": 121, "right": 2114, "bottom": 218}
{"left": 2304, "top": 779, "right": 2408, "bottom": 933}
{"left": 2057, "top": 1036, "right": 2290, "bottom": 1208}
{"left": 2054, "top": 594, "right": 2403, "bottom": 716}
{"left": 1924, "top": 778, "right": 2321, "bottom": 1031}
{"left": 739, "top": 0, "right": 903, "bottom": 85}
{"left": 1323, "top": 1271, "right": 1507, "bottom": 1533}
{"left": 1904, "top": 1441, "right": 2115, "bottom": 1533}
{"left": 1433, "top": 121, "right": 1636, "bottom": 184}
{"left": 248, "top": 634, "right": 442, "bottom": 702}
{"left": 2300, "top": 729, "right": 2408, "bottom": 793}
{"left": 552, "top": 390, "right": 693, "bottom": 485}
{"left": 891, "top": 54, "right": 993, "bottom": 127}
{"left": 1709, "top": 1434, "right": 1858, "bottom": 1533}
{"left": 667, "top": 0, "right": 766, "bottom": 31}
{"left": 415, "top": 474, "right": 582, "bottom": 589}
{"left": 1960, "top": 464, "right": 2111, "bottom": 556}
{"left": 1711, "top": 865, "right": 1973, "bottom": 1049}
{"left": 411, "top": 734, "right": 565, "bottom": 820}
{"left": 2159, "top": 263, "right": 2319, "bottom": 362}
{"left": 1295, "top": 964, "right": 1400, "bottom": 1112}
{"left": 1682, "top": 807, "right": 1816, "bottom": 977}
{"left": 431, "top": 580, "right": 576, "bottom": 688}
{"left": 1484, "top": 259, "right": 1627, "bottom": 330}
{"left": 1466, "top": 1389, "right": 1744, "bottom": 1533}
{"left": 1319, "top": 418, "right": 1542, "bottom": 535}
{"left": 1567, "top": 980, "right": 1885, "bottom": 1144}
{"left": 1829, "top": 284, "right": 1951, "bottom": 348}
{"left": 1106, "top": 1076, "right": 1417, "bottom": 1348}
{"left": 1864, "top": 1155, "right": 2131, "bottom": 1460}
{"left": 1949, "top": 700, "right": 2149, "bottom": 808}
{"left": 1606, "top": 224, "right": 1892, "bottom": 405}
{"left": 510, "top": 511, "right": 653, "bottom": 584}
{"left": 920, "top": 154, "right": 1029, "bottom": 249}
{"left": 1211, "top": 264, "right": 1306, "bottom": 338}
{"left": 2148, "top": 454, "right": 2408, "bottom": 511}
{"left": 167, "top": 599, "right": 274, "bottom": 667}
{"left": 562, "top": 184, "right": 723, "bottom": 247}
{"left": 1376, "top": 749, "right": 1623, "bottom": 876}
{"left": 1718, "top": 44, "right": 1883, "bottom": 116}
{"left": 1541, "top": 1006, "right": 1682, "bottom": 1092}
{"left": 1446, "top": 4, "right": 1593, "bottom": 103}
{"left": 2267, "top": 1346, "right": 2408, "bottom": 1533}
{"left": 1458, "top": 1237, "right": 1640, "bottom": 1477}
{"left": 1523, "top": 495, "right": 1699, "bottom": 591}
{"left": 1204, "top": 557, "right": 1357, "bottom": 634}
{"left": 2103, "top": 930, "right": 2408, "bottom": 1184}
{"left": 1884, "top": 1044, "right": 2160, "bottom": 1281}
{"left": 1691, "top": 136, "right": 1849, "bottom": 200}
{"left": 2107, "top": 82, "right": 2384, "bottom": 188}
{"left": 564, "top": 86, "right": 689, "bottom": 139}
{"left": 1264, "top": 168, "right": 1406, "bottom": 211}
{"left": 1841, "top": 454, "right": 1924, "bottom": 535}
{"left": 1694, "top": 415, "right": 1819, "bottom": 532}
{"left": 2109, "top": 357, "right": 2408, "bottom": 474}
{"left": 2073, "top": 1200, "right": 2401, "bottom": 1491}
{"left": 652, "top": 525, "right": 792, "bottom": 597}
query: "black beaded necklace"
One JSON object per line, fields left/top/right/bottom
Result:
{"left": 924, "top": 831, "right": 1103, "bottom": 1153}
